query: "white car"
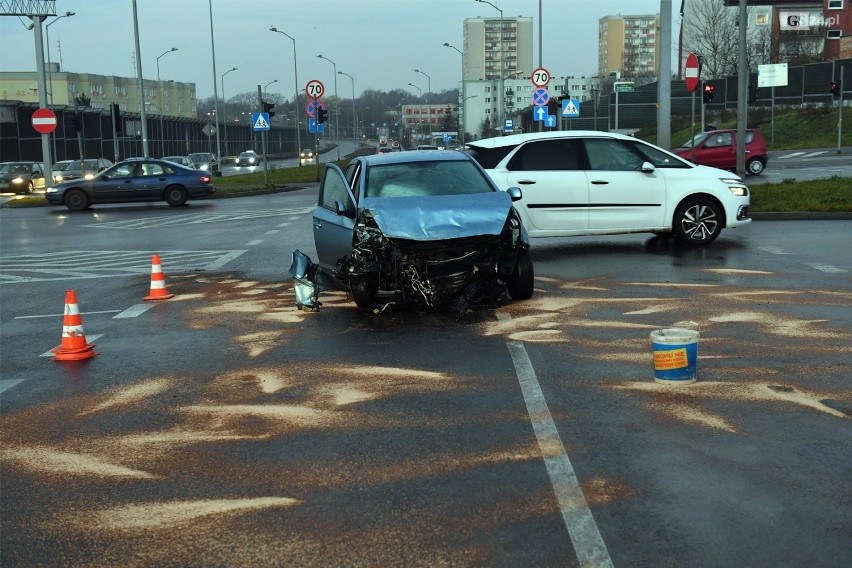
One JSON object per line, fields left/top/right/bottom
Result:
{"left": 467, "top": 131, "right": 751, "bottom": 245}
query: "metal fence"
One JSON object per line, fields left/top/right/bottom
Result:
{"left": 0, "top": 102, "right": 310, "bottom": 163}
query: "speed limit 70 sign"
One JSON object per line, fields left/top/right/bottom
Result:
{"left": 305, "top": 79, "right": 325, "bottom": 100}
{"left": 531, "top": 67, "right": 551, "bottom": 88}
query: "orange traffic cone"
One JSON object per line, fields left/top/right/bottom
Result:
{"left": 52, "top": 289, "right": 98, "bottom": 361}
{"left": 144, "top": 254, "right": 175, "bottom": 301}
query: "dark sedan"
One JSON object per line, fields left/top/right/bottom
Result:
{"left": 0, "top": 161, "right": 47, "bottom": 194}
{"left": 45, "top": 157, "right": 215, "bottom": 210}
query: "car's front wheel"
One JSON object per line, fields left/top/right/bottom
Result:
{"left": 746, "top": 158, "right": 765, "bottom": 175}
{"left": 165, "top": 186, "right": 188, "bottom": 206}
{"left": 64, "top": 189, "right": 90, "bottom": 211}
{"left": 673, "top": 198, "right": 722, "bottom": 245}
{"left": 350, "top": 274, "right": 380, "bottom": 314}
{"left": 21, "top": 181, "right": 33, "bottom": 195}
{"left": 507, "top": 248, "right": 535, "bottom": 300}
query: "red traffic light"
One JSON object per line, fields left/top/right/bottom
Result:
{"left": 830, "top": 81, "right": 841, "bottom": 98}
{"left": 702, "top": 83, "right": 715, "bottom": 104}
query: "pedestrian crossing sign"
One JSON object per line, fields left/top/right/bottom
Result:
{"left": 252, "top": 112, "right": 271, "bottom": 131}
{"left": 561, "top": 98, "right": 580, "bottom": 118}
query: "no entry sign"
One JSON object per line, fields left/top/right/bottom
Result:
{"left": 685, "top": 53, "right": 701, "bottom": 93}
{"left": 31, "top": 108, "right": 58, "bottom": 134}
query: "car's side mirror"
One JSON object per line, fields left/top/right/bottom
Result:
{"left": 641, "top": 161, "right": 656, "bottom": 173}
{"left": 335, "top": 200, "right": 352, "bottom": 216}
{"left": 506, "top": 187, "right": 523, "bottom": 202}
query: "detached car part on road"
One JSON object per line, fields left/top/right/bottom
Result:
{"left": 45, "top": 157, "right": 215, "bottom": 210}
{"left": 291, "top": 150, "right": 534, "bottom": 316}
{"left": 467, "top": 131, "right": 751, "bottom": 245}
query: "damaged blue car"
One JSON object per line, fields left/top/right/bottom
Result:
{"left": 291, "top": 150, "right": 534, "bottom": 315}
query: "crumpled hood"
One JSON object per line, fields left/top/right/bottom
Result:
{"left": 361, "top": 191, "right": 512, "bottom": 241}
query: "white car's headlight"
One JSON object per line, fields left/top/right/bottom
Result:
{"left": 729, "top": 186, "right": 748, "bottom": 197}
{"left": 46, "top": 187, "right": 57, "bottom": 193}
{"left": 12, "top": 177, "right": 24, "bottom": 184}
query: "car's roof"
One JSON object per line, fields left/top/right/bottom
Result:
{"left": 163, "top": 156, "right": 188, "bottom": 160}
{"left": 361, "top": 149, "right": 471, "bottom": 166}
{"left": 1, "top": 161, "right": 37, "bottom": 165}
{"left": 467, "top": 130, "right": 638, "bottom": 149}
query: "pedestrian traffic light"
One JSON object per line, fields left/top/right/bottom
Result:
{"left": 830, "top": 81, "right": 841, "bottom": 98}
{"left": 702, "top": 83, "right": 715, "bottom": 104}
{"left": 748, "top": 83, "right": 757, "bottom": 104}
{"left": 316, "top": 106, "right": 328, "bottom": 124}
{"left": 68, "top": 113, "right": 80, "bottom": 132}
{"left": 262, "top": 101, "right": 275, "bottom": 117}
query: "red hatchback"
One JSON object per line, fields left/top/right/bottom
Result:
{"left": 673, "top": 128, "right": 768, "bottom": 175}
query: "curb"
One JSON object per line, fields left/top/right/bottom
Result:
{"left": 750, "top": 212, "right": 852, "bottom": 221}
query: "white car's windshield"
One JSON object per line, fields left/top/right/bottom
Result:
{"left": 365, "top": 160, "right": 494, "bottom": 198}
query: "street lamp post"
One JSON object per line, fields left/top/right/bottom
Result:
{"left": 45, "top": 11, "right": 74, "bottom": 162}
{"left": 317, "top": 54, "right": 340, "bottom": 160}
{"left": 475, "top": 0, "right": 504, "bottom": 134}
{"left": 208, "top": 0, "right": 223, "bottom": 163}
{"left": 264, "top": 79, "right": 278, "bottom": 95}
{"left": 221, "top": 67, "right": 237, "bottom": 157}
{"left": 338, "top": 71, "right": 357, "bottom": 153}
{"left": 414, "top": 69, "right": 432, "bottom": 141}
{"left": 443, "top": 43, "right": 465, "bottom": 143}
{"left": 270, "top": 26, "right": 302, "bottom": 161}
{"left": 156, "top": 47, "right": 178, "bottom": 157}
{"left": 407, "top": 83, "right": 423, "bottom": 141}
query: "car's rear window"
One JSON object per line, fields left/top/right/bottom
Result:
{"left": 365, "top": 160, "right": 494, "bottom": 198}
{"left": 466, "top": 145, "right": 516, "bottom": 169}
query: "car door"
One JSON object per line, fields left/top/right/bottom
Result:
{"left": 581, "top": 138, "right": 667, "bottom": 231}
{"left": 696, "top": 131, "right": 735, "bottom": 169}
{"left": 137, "top": 161, "right": 171, "bottom": 197}
{"left": 312, "top": 163, "right": 358, "bottom": 273}
{"left": 94, "top": 162, "right": 139, "bottom": 200}
{"left": 492, "top": 138, "right": 590, "bottom": 236}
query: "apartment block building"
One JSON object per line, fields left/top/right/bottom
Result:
{"left": 598, "top": 14, "right": 661, "bottom": 78}
{"left": 0, "top": 66, "right": 197, "bottom": 118}
{"left": 462, "top": 16, "right": 534, "bottom": 81}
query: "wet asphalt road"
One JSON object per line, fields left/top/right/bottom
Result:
{"left": 1, "top": 193, "right": 850, "bottom": 567}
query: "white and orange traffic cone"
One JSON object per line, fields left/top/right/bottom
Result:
{"left": 144, "top": 254, "right": 175, "bottom": 301}
{"left": 52, "top": 289, "right": 98, "bottom": 361}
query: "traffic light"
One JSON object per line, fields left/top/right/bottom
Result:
{"left": 68, "top": 113, "right": 80, "bottom": 132}
{"left": 262, "top": 101, "right": 275, "bottom": 117}
{"left": 111, "top": 103, "right": 122, "bottom": 133}
{"left": 748, "top": 83, "right": 757, "bottom": 105}
{"left": 702, "top": 83, "right": 715, "bottom": 104}
{"left": 830, "top": 81, "right": 841, "bottom": 98}
{"left": 316, "top": 106, "right": 328, "bottom": 124}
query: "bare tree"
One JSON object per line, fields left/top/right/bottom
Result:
{"left": 682, "top": 0, "right": 740, "bottom": 79}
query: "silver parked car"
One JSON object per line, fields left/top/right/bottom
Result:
{"left": 162, "top": 155, "right": 195, "bottom": 168}
{"left": 291, "top": 150, "right": 534, "bottom": 316}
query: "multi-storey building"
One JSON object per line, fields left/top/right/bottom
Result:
{"left": 0, "top": 66, "right": 197, "bottom": 118}
{"left": 598, "top": 14, "right": 661, "bottom": 78}
{"left": 462, "top": 16, "right": 534, "bottom": 81}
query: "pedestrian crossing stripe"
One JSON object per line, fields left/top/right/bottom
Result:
{"left": 253, "top": 114, "right": 269, "bottom": 129}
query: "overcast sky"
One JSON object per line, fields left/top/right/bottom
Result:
{"left": 1, "top": 0, "right": 674, "bottom": 101}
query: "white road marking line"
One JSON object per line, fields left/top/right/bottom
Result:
{"left": 800, "top": 151, "right": 828, "bottom": 158}
{"left": 203, "top": 250, "right": 247, "bottom": 270}
{"left": 499, "top": 313, "right": 613, "bottom": 567}
{"left": 114, "top": 304, "right": 155, "bottom": 318}
{"left": 40, "top": 334, "right": 104, "bottom": 357}
{"left": 805, "top": 263, "right": 847, "bottom": 273}
{"left": 0, "top": 379, "right": 25, "bottom": 395}
{"left": 777, "top": 152, "right": 806, "bottom": 159}
{"left": 245, "top": 240, "right": 263, "bottom": 246}
{"left": 264, "top": 230, "right": 279, "bottom": 235}
{"left": 759, "top": 246, "right": 792, "bottom": 255}
{"left": 277, "top": 222, "right": 291, "bottom": 227}
{"left": 15, "top": 310, "right": 121, "bottom": 319}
